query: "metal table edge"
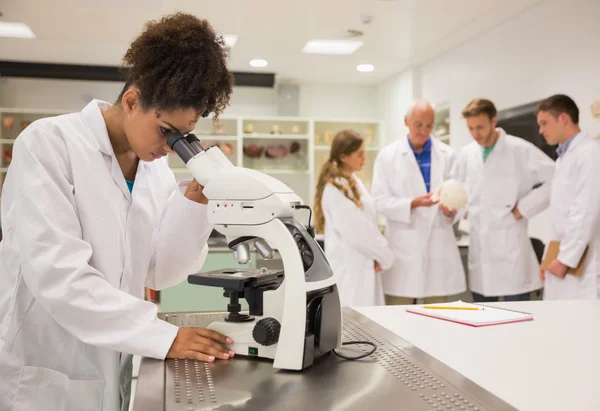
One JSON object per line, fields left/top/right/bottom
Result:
{"left": 343, "top": 307, "right": 518, "bottom": 411}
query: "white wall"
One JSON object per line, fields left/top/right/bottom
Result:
{"left": 419, "top": 0, "right": 600, "bottom": 150}
{"left": 0, "top": 78, "right": 123, "bottom": 111}
{"left": 377, "top": 68, "right": 417, "bottom": 147}
{"left": 0, "top": 78, "right": 280, "bottom": 116}
{"left": 0, "top": 78, "right": 379, "bottom": 120}
{"left": 299, "top": 83, "right": 379, "bottom": 119}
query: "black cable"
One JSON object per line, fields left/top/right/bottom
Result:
{"left": 333, "top": 341, "right": 377, "bottom": 360}
{"left": 315, "top": 299, "right": 377, "bottom": 361}
{"left": 294, "top": 205, "right": 314, "bottom": 236}
{"left": 293, "top": 204, "right": 313, "bottom": 227}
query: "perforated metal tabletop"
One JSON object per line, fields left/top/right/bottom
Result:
{"left": 132, "top": 308, "right": 517, "bottom": 411}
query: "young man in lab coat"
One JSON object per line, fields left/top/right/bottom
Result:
{"left": 452, "top": 99, "right": 555, "bottom": 302}
{"left": 372, "top": 100, "right": 466, "bottom": 304}
{"left": 536, "top": 94, "right": 600, "bottom": 300}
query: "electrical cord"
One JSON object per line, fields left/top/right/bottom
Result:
{"left": 312, "top": 282, "right": 378, "bottom": 361}
{"left": 293, "top": 204, "right": 315, "bottom": 237}
{"left": 298, "top": 208, "right": 376, "bottom": 361}
{"left": 333, "top": 341, "right": 377, "bottom": 360}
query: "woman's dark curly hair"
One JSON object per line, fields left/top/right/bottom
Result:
{"left": 118, "top": 12, "right": 234, "bottom": 120}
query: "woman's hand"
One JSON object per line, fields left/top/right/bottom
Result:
{"left": 184, "top": 179, "right": 209, "bottom": 204}
{"left": 166, "top": 328, "right": 234, "bottom": 362}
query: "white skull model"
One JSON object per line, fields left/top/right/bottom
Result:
{"left": 431, "top": 179, "right": 468, "bottom": 210}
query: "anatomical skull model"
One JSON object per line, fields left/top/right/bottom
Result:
{"left": 431, "top": 179, "right": 468, "bottom": 211}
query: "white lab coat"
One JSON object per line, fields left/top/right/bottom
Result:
{"left": 372, "top": 136, "right": 466, "bottom": 298}
{"left": 321, "top": 175, "right": 394, "bottom": 307}
{"left": 452, "top": 129, "right": 555, "bottom": 297}
{"left": 543, "top": 132, "right": 600, "bottom": 300}
{"left": 0, "top": 100, "right": 212, "bottom": 411}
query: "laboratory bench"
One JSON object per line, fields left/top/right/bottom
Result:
{"left": 131, "top": 300, "right": 600, "bottom": 411}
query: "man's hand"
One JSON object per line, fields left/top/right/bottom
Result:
{"left": 547, "top": 259, "right": 569, "bottom": 279}
{"left": 374, "top": 261, "right": 383, "bottom": 273}
{"left": 512, "top": 206, "right": 523, "bottom": 220}
{"left": 184, "top": 179, "right": 209, "bottom": 204}
{"left": 539, "top": 266, "right": 546, "bottom": 281}
{"left": 166, "top": 328, "right": 234, "bottom": 362}
{"left": 411, "top": 193, "right": 436, "bottom": 209}
{"left": 439, "top": 203, "right": 457, "bottom": 218}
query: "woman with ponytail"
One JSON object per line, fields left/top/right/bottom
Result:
{"left": 314, "top": 130, "right": 394, "bottom": 307}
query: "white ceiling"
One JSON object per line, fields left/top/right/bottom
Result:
{"left": 0, "top": 0, "right": 544, "bottom": 85}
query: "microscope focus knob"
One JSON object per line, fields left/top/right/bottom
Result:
{"left": 252, "top": 318, "right": 281, "bottom": 346}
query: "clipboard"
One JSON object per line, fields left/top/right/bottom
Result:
{"left": 540, "top": 240, "right": 588, "bottom": 276}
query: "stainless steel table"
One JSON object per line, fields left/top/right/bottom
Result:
{"left": 133, "top": 308, "right": 516, "bottom": 411}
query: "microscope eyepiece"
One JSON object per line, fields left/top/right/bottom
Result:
{"left": 167, "top": 132, "right": 204, "bottom": 165}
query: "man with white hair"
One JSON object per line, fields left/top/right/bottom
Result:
{"left": 372, "top": 100, "right": 466, "bottom": 304}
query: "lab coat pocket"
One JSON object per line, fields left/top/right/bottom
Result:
{"left": 13, "top": 366, "right": 104, "bottom": 411}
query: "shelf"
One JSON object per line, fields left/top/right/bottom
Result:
{"left": 312, "top": 118, "right": 380, "bottom": 124}
{"left": 0, "top": 108, "right": 70, "bottom": 115}
{"left": 0, "top": 168, "right": 7, "bottom": 172}
{"left": 315, "top": 145, "right": 380, "bottom": 152}
{"left": 243, "top": 134, "right": 309, "bottom": 140}
{"left": 194, "top": 135, "right": 238, "bottom": 141}
{"left": 0, "top": 140, "right": 15, "bottom": 144}
{"left": 241, "top": 116, "right": 311, "bottom": 122}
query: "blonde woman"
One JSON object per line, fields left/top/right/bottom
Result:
{"left": 315, "top": 130, "right": 394, "bottom": 307}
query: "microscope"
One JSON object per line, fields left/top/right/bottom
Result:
{"left": 167, "top": 132, "right": 342, "bottom": 371}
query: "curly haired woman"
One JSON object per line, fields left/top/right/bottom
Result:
{"left": 0, "top": 13, "right": 234, "bottom": 411}
{"left": 314, "top": 130, "right": 394, "bottom": 308}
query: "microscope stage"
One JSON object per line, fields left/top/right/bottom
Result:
{"left": 188, "top": 268, "right": 284, "bottom": 291}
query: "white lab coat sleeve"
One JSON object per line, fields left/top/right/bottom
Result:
{"left": 516, "top": 145, "right": 555, "bottom": 219}
{"left": 323, "top": 184, "right": 395, "bottom": 269}
{"left": 145, "top": 179, "right": 212, "bottom": 290}
{"left": 371, "top": 150, "right": 412, "bottom": 224}
{"left": 11, "top": 129, "right": 178, "bottom": 360}
{"left": 557, "top": 143, "right": 600, "bottom": 267}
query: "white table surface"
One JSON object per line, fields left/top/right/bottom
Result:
{"left": 356, "top": 300, "right": 600, "bottom": 411}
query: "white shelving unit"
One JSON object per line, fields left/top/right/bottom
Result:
{"left": 312, "top": 117, "right": 383, "bottom": 197}
{"left": 243, "top": 134, "right": 309, "bottom": 140}
{"left": 239, "top": 115, "right": 313, "bottom": 206}
{"left": 315, "top": 145, "right": 380, "bottom": 152}
{"left": 0, "top": 108, "right": 383, "bottom": 227}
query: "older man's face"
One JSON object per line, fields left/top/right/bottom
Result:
{"left": 405, "top": 106, "right": 434, "bottom": 148}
